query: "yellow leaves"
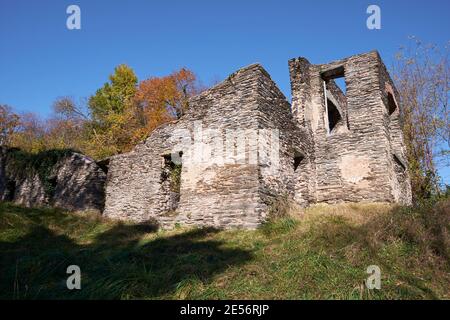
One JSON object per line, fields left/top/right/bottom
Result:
{"left": 0, "top": 104, "right": 20, "bottom": 145}
{"left": 82, "top": 67, "right": 198, "bottom": 159}
{"left": 5, "top": 66, "right": 200, "bottom": 161}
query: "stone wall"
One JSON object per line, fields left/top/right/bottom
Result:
{"left": 103, "top": 122, "right": 184, "bottom": 224}
{"left": 255, "top": 66, "right": 314, "bottom": 209}
{"left": 1, "top": 50, "right": 412, "bottom": 229}
{"left": 103, "top": 64, "right": 315, "bottom": 228}
{"left": 289, "top": 51, "right": 412, "bottom": 205}
{"left": 52, "top": 153, "right": 107, "bottom": 211}
{"left": 0, "top": 148, "right": 106, "bottom": 211}
{"left": 378, "top": 59, "right": 412, "bottom": 204}
{"left": 105, "top": 51, "right": 412, "bottom": 229}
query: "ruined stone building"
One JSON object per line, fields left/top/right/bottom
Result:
{"left": 104, "top": 51, "right": 412, "bottom": 228}
{"left": 0, "top": 51, "right": 412, "bottom": 229}
{"left": 0, "top": 148, "right": 106, "bottom": 211}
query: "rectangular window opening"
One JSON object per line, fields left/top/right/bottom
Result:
{"left": 162, "top": 151, "right": 182, "bottom": 210}
{"left": 322, "top": 66, "right": 350, "bottom": 133}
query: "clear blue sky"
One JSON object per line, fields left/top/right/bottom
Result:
{"left": 0, "top": 0, "right": 449, "bottom": 182}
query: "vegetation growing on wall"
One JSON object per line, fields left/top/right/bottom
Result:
{"left": 170, "top": 164, "right": 182, "bottom": 193}
{"left": 5, "top": 148, "right": 75, "bottom": 198}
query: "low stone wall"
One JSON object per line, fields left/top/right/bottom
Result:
{"left": 0, "top": 147, "right": 106, "bottom": 211}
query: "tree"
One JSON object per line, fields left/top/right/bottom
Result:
{"left": 9, "top": 112, "right": 47, "bottom": 153}
{"left": 393, "top": 38, "right": 449, "bottom": 200}
{"left": 89, "top": 64, "right": 138, "bottom": 124}
{"left": 9, "top": 98, "right": 90, "bottom": 154}
{"left": 86, "top": 64, "right": 138, "bottom": 158}
{"left": 84, "top": 66, "right": 199, "bottom": 159}
{"left": 5, "top": 66, "right": 201, "bottom": 160}
{"left": 0, "top": 104, "right": 20, "bottom": 146}
{"left": 53, "top": 96, "right": 89, "bottom": 121}
{"left": 131, "top": 68, "right": 199, "bottom": 144}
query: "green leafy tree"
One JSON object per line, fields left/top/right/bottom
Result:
{"left": 89, "top": 64, "right": 138, "bottom": 124}
{"left": 86, "top": 64, "right": 138, "bottom": 158}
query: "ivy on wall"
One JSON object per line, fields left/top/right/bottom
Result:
{"left": 169, "top": 164, "right": 182, "bottom": 193}
{"left": 5, "top": 148, "right": 75, "bottom": 198}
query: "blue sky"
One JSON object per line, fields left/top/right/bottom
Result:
{"left": 0, "top": 0, "right": 449, "bottom": 182}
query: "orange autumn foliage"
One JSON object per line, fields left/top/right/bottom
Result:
{"left": 4, "top": 67, "right": 202, "bottom": 160}
{"left": 130, "top": 68, "right": 199, "bottom": 145}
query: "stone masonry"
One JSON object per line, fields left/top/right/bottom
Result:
{"left": 104, "top": 51, "right": 412, "bottom": 229}
{"left": 0, "top": 147, "right": 106, "bottom": 211}
{"left": 103, "top": 64, "right": 313, "bottom": 229}
{"left": 288, "top": 51, "right": 412, "bottom": 205}
{"left": 0, "top": 51, "right": 412, "bottom": 228}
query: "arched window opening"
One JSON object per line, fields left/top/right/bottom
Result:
{"left": 293, "top": 152, "right": 305, "bottom": 172}
{"left": 327, "top": 99, "right": 342, "bottom": 133}
{"left": 387, "top": 92, "right": 398, "bottom": 115}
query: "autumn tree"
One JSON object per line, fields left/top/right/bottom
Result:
{"left": 9, "top": 112, "right": 47, "bottom": 153}
{"left": 393, "top": 39, "right": 449, "bottom": 200}
{"left": 0, "top": 104, "right": 20, "bottom": 146}
{"left": 76, "top": 65, "right": 199, "bottom": 158}
{"left": 86, "top": 64, "right": 138, "bottom": 158}
{"left": 40, "top": 97, "right": 89, "bottom": 151}
{"left": 131, "top": 68, "right": 199, "bottom": 145}
{"left": 4, "top": 66, "right": 201, "bottom": 160}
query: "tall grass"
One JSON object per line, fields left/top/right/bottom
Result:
{"left": 0, "top": 199, "right": 448, "bottom": 299}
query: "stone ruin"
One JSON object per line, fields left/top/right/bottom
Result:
{"left": 0, "top": 148, "right": 106, "bottom": 211}
{"left": 0, "top": 51, "right": 412, "bottom": 229}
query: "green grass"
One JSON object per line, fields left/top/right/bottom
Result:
{"left": 0, "top": 200, "right": 449, "bottom": 300}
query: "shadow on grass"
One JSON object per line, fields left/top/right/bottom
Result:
{"left": 0, "top": 207, "right": 252, "bottom": 299}
{"left": 1, "top": 200, "right": 448, "bottom": 300}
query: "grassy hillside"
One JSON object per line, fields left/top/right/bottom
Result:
{"left": 0, "top": 200, "right": 449, "bottom": 299}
